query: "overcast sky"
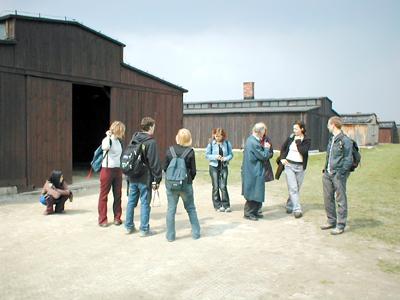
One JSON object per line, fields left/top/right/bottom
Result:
{"left": 2, "top": 0, "right": 400, "bottom": 122}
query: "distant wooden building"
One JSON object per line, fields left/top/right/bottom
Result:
{"left": 379, "top": 121, "right": 398, "bottom": 144}
{"left": 183, "top": 83, "right": 338, "bottom": 151}
{"left": 341, "top": 114, "right": 379, "bottom": 146}
{"left": 0, "top": 14, "right": 187, "bottom": 190}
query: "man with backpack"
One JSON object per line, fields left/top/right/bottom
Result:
{"left": 321, "top": 116, "right": 356, "bottom": 235}
{"left": 124, "top": 117, "right": 162, "bottom": 237}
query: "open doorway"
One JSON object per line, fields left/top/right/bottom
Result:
{"left": 72, "top": 84, "right": 110, "bottom": 176}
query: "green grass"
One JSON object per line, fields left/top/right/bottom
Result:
{"left": 378, "top": 259, "right": 400, "bottom": 274}
{"left": 194, "top": 144, "right": 400, "bottom": 245}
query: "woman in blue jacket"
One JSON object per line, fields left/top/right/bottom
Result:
{"left": 206, "top": 128, "right": 233, "bottom": 212}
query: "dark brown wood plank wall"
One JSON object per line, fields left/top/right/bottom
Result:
{"left": 184, "top": 112, "right": 307, "bottom": 150}
{"left": 379, "top": 128, "right": 393, "bottom": 143}
{"left": 14, "top": 20, "right": 121, "bottom": 82}
{"left": 111, "top": 87, "right": 183, "bottom": 160}
{"left": 0, "top": 72, "right": 27, "bottom": 187}
{"left": 26, "top": 76, "right": 72, "bottom": 188}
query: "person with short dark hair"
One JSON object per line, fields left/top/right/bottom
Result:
{"left": 125, "top": 117, "right": 162, "bottom": 237}
{"left": 278, "top": 120, "right": 311, "bottom": 218}
{"left": 41, "top": 170, "right": 73, "bottom": 215}
{"left": 321, "top": 116, "right": 353, "bottom": 235}
{"left": 205, "top": 128, "right": 233, "bottom": 212}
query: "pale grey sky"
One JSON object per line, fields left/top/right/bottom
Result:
{"left": 2, "top": 0, "right": 400, "bottom": 122}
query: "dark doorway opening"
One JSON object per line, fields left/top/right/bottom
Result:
{"left": 72, "top": 84, "right": 110, "bottom": 170}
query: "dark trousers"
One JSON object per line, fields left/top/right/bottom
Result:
{"left": 209, "top": 166, "right": 230, "bottom": 209}
{"left": 46, "top": 195, "right": 69, "bottom": 213}
{"left": 98, "top": 167, "right": 122, "bottom": 225}
{"left": 244, "top": 200, "right": 262, "bottom": 217}
{"left": 322, "top": 171, "right": 349, "bottom": 229}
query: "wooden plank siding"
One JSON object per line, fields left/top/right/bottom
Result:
{"left": 378, "top": 128, "right": 393, "bottom": 143}
{"left": 14, "top": 19, "right": 121, "bottom": 82}
{"left": 0, "top": 72, "right": 27, "bottom": 187}
{"left": 0, "top": 15, "right": 186, "bottom": 190}
{"left": 111, "top": 87, "right": 183, "bottom": 157}
{"left": 183, "top": 112, "right": 319, "bottom": 151}
{"left": 26, "top": 76, "right": 72, "bottom": 188}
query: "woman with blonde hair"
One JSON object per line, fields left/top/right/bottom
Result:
{"left": 163, "top": 128, "right": 200, "bottom": 242}
{"left": 98, "top": 121, "right": 126, "bottom": 227}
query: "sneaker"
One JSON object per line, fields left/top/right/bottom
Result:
{"left": 256, "top": 213, "right": 264, "bottom": 219}
{"left": 218, "top": 207, "right": 226, "bottom": 212}
{"left": 330, "top": 227, "right": 344, "bottom": 235}
{"left": 294, "top": 211, "right": 303, "bottom": 218}
{"left": 125, "top": 227, "right": 137, "bottom": 235}
{"left": 99, "top": 223, "right": 108, "bottom": 227}
{"left": 114, "top": 219, "right": 123, "bottom": 226}
{"left": 224, "top": 207, "right": 232, "bottom": 213}
{"left": 286, "top": 208, "right": 293, "bottom": 214}
{"left": 320, "top": 223, "right": 336, "bottom": 230}
{"left": 139, "top": 230, "right": 156, "bottom": 237}
{"left": 244, "top": 215, "right": 258, "bottom": 221}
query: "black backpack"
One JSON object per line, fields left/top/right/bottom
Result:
{"left": 339, "top": 136, "right": 361, "bottom": 172}
{"left": 121, "top": 137, "right": 151, "bottom": 177}
{"left": 350, "top": 139, "right": 361, "bottom": 172}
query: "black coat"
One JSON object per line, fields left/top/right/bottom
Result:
{"left": 128, "top": 132, "right": 162, "bottom": 185}
{"left": 275, "top": 134, "right": 311, "bottom": 179}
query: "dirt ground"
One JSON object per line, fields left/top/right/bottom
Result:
{"left": 1, "top": 181, "right": 399, "bottom": 300}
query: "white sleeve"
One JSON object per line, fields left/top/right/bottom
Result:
{"left": 101, "top": 136, "right": 111, "bottom": 151}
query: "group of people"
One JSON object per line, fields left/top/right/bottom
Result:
{"left": 41, "top": 116, "right": 354, "bottom": 238}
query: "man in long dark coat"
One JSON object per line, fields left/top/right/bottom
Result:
{"left": 242, "top": 123, "right": 272, "bottom": 220}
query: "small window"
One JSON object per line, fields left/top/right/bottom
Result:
{"left": 211, "top": 103, "right": 218, "bottom": 108}
{"left": 278, "top": 101, "right": 288, "bottom": 107}
{"left": 242, "top": 102, "right": 250, "bottom": 108}
{"left": 194, "top": 104, "right": 201, "bottom": 109}
{"left": 226, "top": 103, "right": 233, "bottom": 108}
{"left": 270, "top": 101, "right": 278, "bottom": 107}
{"left": 262, "top": 101, "right": 270, "bottom": 107}
{"left": 218, "top": 103, "right": 226, "bottom": 108}
{"left": 188, "top": 104, "right": 195, "bottom": 109}
{"left": 201, "top": 103, "right": 209, "bottom": 109}
{"left": 307, "top": 100, "right": 316, "bottom": 106}
{"left": 0, "top": 23, "right": 6, "bottom": 40}
{"left": 250, "top": 102, "right": 258, "bottom": 107}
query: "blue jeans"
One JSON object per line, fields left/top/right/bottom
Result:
{"left": 125, "top": 182, "right": 151, "bottom": 232}
{"left": 284, "top": 163, "right": 305, "bottom": 213}
{"left": 166, "top": 184, "right": 201, "bottom": 241}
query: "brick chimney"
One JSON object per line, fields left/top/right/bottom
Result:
{"left": 243, "top": 82, "right": 254, "bottom": 100}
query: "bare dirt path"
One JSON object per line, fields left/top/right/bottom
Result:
{"left": 1, "top": 182, "right": 399, "bottom": 299}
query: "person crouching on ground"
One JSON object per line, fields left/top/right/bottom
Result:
{"left": 164, "top": 128, "right": 200, "bottom": 242}
{"left": 42, "top": 170, "right": 73, "bottom": 215}
{"left": 242, "top": 122, "right": 272, "bottom": 221}
{"left": 278, "top": 120, "right": 311, "bottom": 218}
{"left": 205, "top": 128, "right": 234, "bottom": 212}
{"left": 98, "top": 121, "right": 126, "bottom": 227}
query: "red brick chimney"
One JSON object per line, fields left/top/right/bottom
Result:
{"left": 243, "top": 82, "right": 254, "bottom": 100}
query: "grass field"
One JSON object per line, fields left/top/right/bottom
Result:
{"left": 194, "top": 144, "right": 400, "bottom": 245}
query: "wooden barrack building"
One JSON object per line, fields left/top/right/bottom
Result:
{"left": 0, "top": 14, "right": 187, "bottom": 190}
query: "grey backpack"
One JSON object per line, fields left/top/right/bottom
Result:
{"left": 165, "top": 147, "right": 192, "bottom": 191}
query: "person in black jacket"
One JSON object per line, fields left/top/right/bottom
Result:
{"left": 125, "top": 117, "right": 162, "bottom": 237}
{"left": 164, "top": 128, "right": 200, "bottom": 242}
{"left": 278, "top": 120, "right": 311, "bottom": 218}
